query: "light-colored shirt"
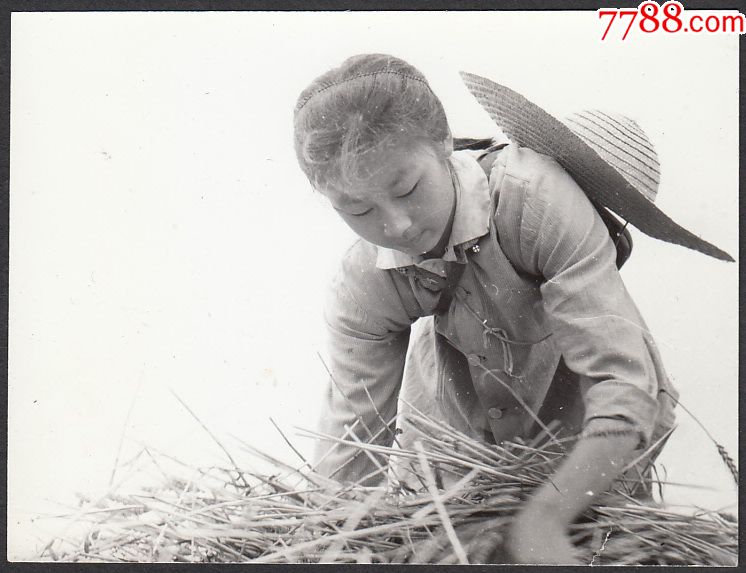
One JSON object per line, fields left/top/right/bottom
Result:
{"left": 315, "top": 144, "right": 678, "bottom": 484}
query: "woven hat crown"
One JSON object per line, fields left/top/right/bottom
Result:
{"left": 564, "top": 111, "right": 659, "bottom": 203}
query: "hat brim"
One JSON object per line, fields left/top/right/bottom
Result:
{"left": 460, "top": 71, "right": 733, "bottom": 262}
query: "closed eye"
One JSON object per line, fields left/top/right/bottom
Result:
{"left": 334, "top": 205, "right": 372, "bottom": 217}
{"left": 399, "top": 180, "right": 419, "bottom": 198}
{"left": 349, "top": 208, "right": 372, "bottom": 217}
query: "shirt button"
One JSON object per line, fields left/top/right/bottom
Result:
{"left": 487, "top": 407, "right": 503, "bottom": 419}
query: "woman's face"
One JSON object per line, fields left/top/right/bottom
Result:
{"left": 320, "top": 139, "right": 456, "bottom": 258}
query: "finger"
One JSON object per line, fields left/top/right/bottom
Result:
{"left": 437, "top": 533, "right": 482, "bottom": 566}
{"left": 437, "top": 550, "right": 459, "bottom": 565}
{"left": 469, "top": 530, "right": 506, "bottom": 564}
{"left": 410, "top": 535, "right": 449, "bottom": 563}
{"left": 383, "top": 545, "right": 410, "bottom": 564}
{"left": 434, "top": 525, "right": 504, "bottom": 565}
{"left": 432, "top": 523, "right": 481, "bottom": 564}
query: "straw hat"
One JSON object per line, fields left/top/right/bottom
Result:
{"left": 460, "top": 71, "right": 733, "bottom": 262}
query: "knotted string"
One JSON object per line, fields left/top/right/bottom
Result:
{"left": 454, "top": 289, "right": 552, "bottom": 378}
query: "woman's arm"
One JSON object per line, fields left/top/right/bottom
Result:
{"left": 509, "top": 432, "right": 638, "bottom": 563}
{"left": 501, "top": 151, "right": 668, "bottom": 562}
{"left": 314, "top": 239, "right": 418, "bottom": 485}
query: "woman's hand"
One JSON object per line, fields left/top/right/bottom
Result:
{"left": 507, "top": 505, "right": 581, "bottom": 564}
{"left": 404, "top": 513, "right": 579, "bottom": 564}
{"left": 506, "top": 431, "right": 639, "bottom": 564}
{"left": 404, "top": 521, "right": 509, "bottom": 564}
{"left": 403, "top": 432, "right": 639, "bottom": 564}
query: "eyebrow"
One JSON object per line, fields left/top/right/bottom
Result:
{"left": 331, "top": 194, "right": 366, "bottom": 208}
{"left": 329, "top": 194, "right": 368, "bottom": 213}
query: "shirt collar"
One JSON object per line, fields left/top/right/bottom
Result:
{"left": 375, "top": 149, "right": 491, "bottom": 270}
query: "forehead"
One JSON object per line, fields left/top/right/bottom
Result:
{"left": 320, "top": 139, "right": 437, "bottom": 203}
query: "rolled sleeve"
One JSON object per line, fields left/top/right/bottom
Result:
{"left": 314, "top": 240, "right": 417, "bottom": 484}
{"left": 518, "top": 159, "right": 660, "bottom": 448}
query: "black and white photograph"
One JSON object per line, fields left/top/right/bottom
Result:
{"left": 7, "top": 6, "right": 740, "bottom": 565}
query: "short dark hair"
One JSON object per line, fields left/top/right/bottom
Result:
{"left": 293, "top": 54, "right": 451, "bottom": 190}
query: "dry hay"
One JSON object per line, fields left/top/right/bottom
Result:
{"left": 39, "top": 410, "right": 737, "bottom": 565}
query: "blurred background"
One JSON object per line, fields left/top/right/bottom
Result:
{"left": 9, "top": 11, "right": 738, "bottom": 560}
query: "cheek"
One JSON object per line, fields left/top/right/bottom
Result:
{"left": 339, "top": 213, "right": 381, "bottom": 242}
{"left": 421, "top": 167, "right": 453, "bottom": 215}
{"left": 420, "top": 183, "right": 453, "bottom": 223}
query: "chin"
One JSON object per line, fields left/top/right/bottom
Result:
{"left": 419, "top": 243, "right": 435, "bottom": 256}
{"left": 396, "top": 234, "right": 428, "bottom": 256}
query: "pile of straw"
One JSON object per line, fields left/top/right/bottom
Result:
{"left": 41, "top": 411, "right": 737, "bottom": 565}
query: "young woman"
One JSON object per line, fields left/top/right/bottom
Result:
{"left": 291, "top": 53, "right": 731, "bottom": 563}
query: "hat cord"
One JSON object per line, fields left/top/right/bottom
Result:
{"left": 614, "top": 219, "right": 630, "bottom": 249}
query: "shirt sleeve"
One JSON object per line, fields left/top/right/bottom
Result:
{"left": 314, "top": 240, "right": 419, "bottom": 485}
{"left": 515, "top": 156, "right": 662, "bottom": 449}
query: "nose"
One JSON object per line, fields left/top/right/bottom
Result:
{"left": 382, "top": 210, "right": 413, "bottom": 240}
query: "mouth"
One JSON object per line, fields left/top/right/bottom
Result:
{"left": 404, "top": 229, "right": 424, "bottom": 243}
{"left": 399, "top": 229, "right": 427, "bottom": 251}
{"left": 398, "top": 230, "right": 437, "bottom": 256}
